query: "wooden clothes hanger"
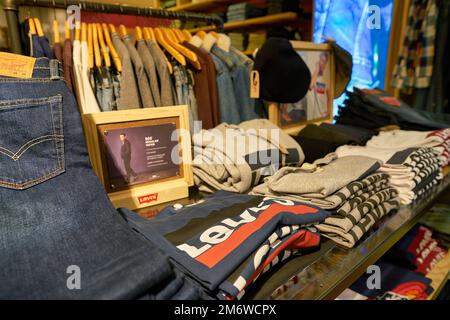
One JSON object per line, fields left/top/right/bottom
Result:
{"left": 119, "top": 25, "right": 128, "bottom": 38}
{"left": 209, "top": 31, "right": 219, "bottom": 39}
{"left": 91, "top": 22, "right": 102, "bottom": 68}
{"left": 64, "top": 20, "right": 70, "bottom": 41}
{"left": 135, "top": 26, "right": 143, "bottom": 41}
{"left": 154, "top": 28, "right": 186, "bottom": 66}
{"left": 108, "top": 24, "right": 117, "bottom": 34}
{"left": 196, "top": 31, "right": 207, "bottom": 40}
{"left": 53, "top": 20, "right": 60, "bottom": 44}
{"left": 87, "top": 24, "right": 94, "bottom": 69}
{"left": 96, "top": 23, "right": 111, "bottom": 68}
{"left": 34, "top": 18, "right": 44, "bottom": 37}
{"left": 182, "top": 30, "right": 192, "bottom": 41}
{"left": 28, "top": 18, "right": 37, "bottom": 35}
{"left": 75, "top": 21, "right": 81, "bottom": 41}
{"left": 173, "top": 29, "right": 185, "bottom": 42}
{"left": 81, "top": 22, "right": 87, "bottom": 42}
{"left": 166, "top": 28, "right": 201, "bottom": 70}
{"left": 144, "top": 27, "right": 173, "bottom": 74}
{"left": 102, "top": 23, "right": 122, "bottom": 72}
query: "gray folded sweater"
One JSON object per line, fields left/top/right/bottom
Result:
{"left": 251, "top": 154, "right": 382, "bottom": 208}
{"left": 193, "top": 119, "right": 305, "bottom": 193}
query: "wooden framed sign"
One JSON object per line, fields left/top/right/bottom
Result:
{"left": 82, "top": 106, "right": 193, "bottom": 210}
{"left": 268, "top": 41, "right": 336, "bottom": 135}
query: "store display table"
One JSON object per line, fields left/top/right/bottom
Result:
{"left": 136, "top": 169, "right": 450, "bottom": 300}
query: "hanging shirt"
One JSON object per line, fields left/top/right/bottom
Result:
{"left": 72, "top": 39, "right": 86, "bottom": 113}
{"left": 80, "top": 40, "right": 101, "bottom": 113}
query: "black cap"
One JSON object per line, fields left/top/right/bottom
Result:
{"left": 254, "top": 37, "right": 311, "bottom": 103}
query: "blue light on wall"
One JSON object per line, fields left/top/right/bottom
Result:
{"left": 313, "top": 0, "right": 394, "bottom": 115}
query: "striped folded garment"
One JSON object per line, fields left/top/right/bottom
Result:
{"left": 365, "top": 129, "right": 450, "bottom": 167}
{"left": 251, "top": 153, "right": 382, "bottom": 209}
{"left": 316, "top": 189, "right": 400, "bottom": 248}
{"left": 336, "top": 145, "right": 444, "bottom": 205}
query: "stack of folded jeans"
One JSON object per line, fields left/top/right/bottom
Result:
{"left": 229, "top": 33, "right": 248, "bottom": 51}
{"left": 226, "top": 3, "right": 266, "bottom": 22}
{"left": 251, "top": 154, "right": 400, "bottom": 248}
{"left": 335, "top": 88, "right": 450, "bottom": 131}
{"left": 192, "top": 119, "right": 305, "bottom": 193}
{"left": 121, "top": 191, "right": 330, "bottom": 300}
{"left": 336, "top": 145, "right": 444, "bottom": 205}
{"left": 0, "top": 57, "right": 184, "bottom": 299}
{"left": 294, "top": 123, "right": 376, "bottom": 163}
{"left": 365, "top": 129, "right": 450, "bottom": 168}
{"left": 267, "top": 0, "right": 301, "bottom": 14}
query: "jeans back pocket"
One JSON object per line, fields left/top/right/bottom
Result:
{"left": 0, "top": 95, "right": 65, "bottom": 190}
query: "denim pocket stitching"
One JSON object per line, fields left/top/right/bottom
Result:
{"left": 0, "top": 135, "right": 64, "bottom": 160}
{"left": 0, "top": 95, "right": 65, "bottom": 189}
{"left": 0, "top": 168, "right": 65, "bottom": 189}
{"left": 0, "top": 95, "right": 62, "bottom": 107}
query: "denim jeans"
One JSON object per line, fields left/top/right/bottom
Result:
{"left": 356, "top": 88, "right": 450, "bottom": 128}
{"left": 94, "top": 67, "right": 115, "bottom": 112}
{"left": 0, "top": 58, "right": 173, "bottom": 299}
{"left": 173, "top": 65, "right": 199, "bottom": 132}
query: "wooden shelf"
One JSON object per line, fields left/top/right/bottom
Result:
{"left": 257, "top": 174, "right": 450, "bottom": 300}
{"left": 168, "top": 0, "right": 238, "bottom": 12}
{"left": 188, "top": 12, "right": 299, "bottom": 33}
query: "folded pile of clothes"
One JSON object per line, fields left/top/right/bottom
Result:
{"left": 365, "top": 129, "right": 450, "bottom": 168}
{"left": 192, "top": 119, "right": 304, "bottom": 193}
{"left": 267, "top": 0, "right": 301, "bottom": 14}
{"left": 229, "top": 33, "right": 248, "bottom": 51}
{"left": 251, "top": 153, "right": 400, "bottom": 248}
{"left": 335, "top": 88, "right": 450, "bottom": 131}
{"left": 246, "top": 33, "right": 267, "bottom": 53}
{"left": 336, "top": 145, "right": 444, "bottom": 205}
{"left": 226, "top": 3, "right": 266, "bottom": 22}
{"left": 121, "top": 191, "right": 330, "bottom": 299}
{"left": 294, "top": 123, "right": 377, "bottom": 163}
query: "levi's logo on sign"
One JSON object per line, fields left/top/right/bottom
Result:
{"left": 176, "top": 198, "right": 318, "bottom": 268}
{"left": 0, "top": 52, "right": 36, "bottom": 79}
{"left": 138, "top": 193, "right": 158, "bottom": 205}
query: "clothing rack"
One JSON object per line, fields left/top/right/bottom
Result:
{"left": 2, "top": 0, "right": 224, "bottom": 54}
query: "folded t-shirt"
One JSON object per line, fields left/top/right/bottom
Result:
{"left": 121, "top": 191, "right": 330, "bottom": 292}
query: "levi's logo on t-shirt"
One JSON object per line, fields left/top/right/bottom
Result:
{"left": 176, "top": 198, "right": 319, "bottom": 268}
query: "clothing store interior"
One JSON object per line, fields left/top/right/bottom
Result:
{"left": 1, "top": 0, "right": 450, "bottom": 301}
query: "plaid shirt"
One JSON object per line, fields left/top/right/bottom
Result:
{"left": 392, "top": 0, "right": 437, "bottom": 90}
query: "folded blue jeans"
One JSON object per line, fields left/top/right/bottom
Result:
{"left": 0, "top": 58, "right": 174, "bottom": 299}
